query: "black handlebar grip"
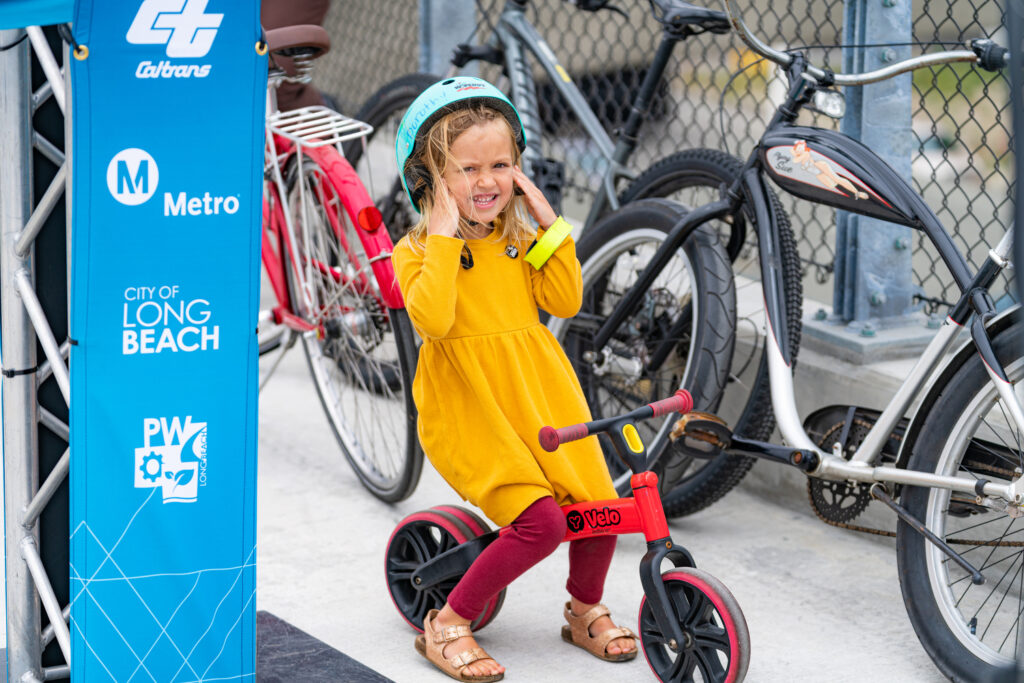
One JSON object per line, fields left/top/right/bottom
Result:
{"left": 539, "top": 423, "right": 589, "bottom": 452}
{"left": 648, "top": 390, "right": 694, "bottom": 417}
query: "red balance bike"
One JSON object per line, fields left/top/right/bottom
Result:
{"left": 385, "top": 391, "right": 750, "bottom": 683}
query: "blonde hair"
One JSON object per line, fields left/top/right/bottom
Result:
{"left": 404, "top": 105, "right": 536, "bottom": 250}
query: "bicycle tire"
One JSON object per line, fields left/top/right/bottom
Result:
{"left": 346, "top": 73, "right": 441, "bottom": 244}
{"left": 285, "top": 153, "right": 422, "bottom": 502}
{"left": 551, "top": 199, "right": 738, "bottom": 514}
{"left": 620, "top": 150, "right": 803, "bottom": 516}
{"left": 638, "top": 567, "right": 750, "bottom": 683}
{"left": 385, "top": 508, "right": 505, "bottom": 632}
{"left": 620, "top": 149, "right": 748, "bottom": 263}
{"left": 896, "top": 316, "right": 1024, "bottom": 681}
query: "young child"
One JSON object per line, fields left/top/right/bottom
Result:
{"left": 391, "top": 77, "right": 638, "bottom": 682}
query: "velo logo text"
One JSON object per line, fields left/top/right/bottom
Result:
{"left": 566, "top": 507, "right": 622, "bottom": 533}
{"left": 127, "top": 0, "right": 223, "bottom": 78}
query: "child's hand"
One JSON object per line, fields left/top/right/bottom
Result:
{"left": 512, "top": 165, "right": 558, "bottom": 229}
{"left": 428, "top": 180, "right": 460, "bottom": 238}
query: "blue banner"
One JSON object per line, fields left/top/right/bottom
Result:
{"left": 69, "top": 2, "right": 265, "bottom": 680}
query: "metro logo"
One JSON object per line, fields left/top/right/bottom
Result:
{"left": 107, "top": 148, "right": 159, "bottom": 206}
{"left": 127, "top": 0, "right": 223, "bottom": 59}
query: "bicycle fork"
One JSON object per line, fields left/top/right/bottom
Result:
{"left": 560, "top": 469, "right": 696, "bottom": 653}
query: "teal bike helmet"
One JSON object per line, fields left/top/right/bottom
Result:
{"left": 395, "top": 77, "right": 526, "bottom": 211}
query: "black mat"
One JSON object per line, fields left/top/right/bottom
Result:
{"left": 257, "top": 610, "right": 393, "bottom": 682}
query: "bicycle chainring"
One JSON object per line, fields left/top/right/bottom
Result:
{"left": 807, "top": 419, "right": 875, "bottom": 524}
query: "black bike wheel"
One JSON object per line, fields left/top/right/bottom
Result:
{"left": 429, "top": 505, "right": 505, "bottom": 630}
{"left": 897, "top": 316, "right": 1024, "bottom": 681}
{"left": 346, "top": 73, "right": 440, "bottom": 244}
{"left": 551, "top": 199, "right": 738, "bottom": 514}
{"left": 385, "top": 508, "right": 504, "bottom": 632}
{"left": 286, "top": 156, "right": 422, "bottom": 502}
{"left": 638, "top": 568, "right": 750, "bottom": 683}
{"left": 622, "top": 149, "right": 803, "bottom": 490}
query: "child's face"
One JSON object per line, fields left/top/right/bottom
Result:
{"left": 442, "top": 119, "right": 515, "bottom": 226}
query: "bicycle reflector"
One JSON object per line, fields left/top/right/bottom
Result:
{"left": 357, "top": 206, "right": 382, "bottom": 232}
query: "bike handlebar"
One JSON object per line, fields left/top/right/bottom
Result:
{"left": 538, "top": 390, "right": 694, "bottom": 452}
{"left": 721, "top": 0, "right": 1008, "bottom": 86}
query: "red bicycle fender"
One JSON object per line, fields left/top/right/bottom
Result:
{"left": 303, "top": 145, "right": 406, "bottom": 309}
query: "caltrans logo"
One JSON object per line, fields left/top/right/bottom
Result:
{"left": 126, "top": 0, "right": 223, "bottom": 58}
{"left": 107, "top": 148, "right": 159, "bottom": 206}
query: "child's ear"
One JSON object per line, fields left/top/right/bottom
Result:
{"left": 513, "top": 184, "right": 525, "bottom": 196}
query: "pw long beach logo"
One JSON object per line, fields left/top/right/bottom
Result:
{"left": 135, "top": 416, "right": 208, "bottom": 503}
{"left": 127, "top": 0, "right": 223, "bottom": 77}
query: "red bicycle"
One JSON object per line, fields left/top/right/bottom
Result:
{"left": 258, "top": 25, "right": 421, "bottom": 502}
{"left": 385, "top": 391, "right": 750, "bottom": 682}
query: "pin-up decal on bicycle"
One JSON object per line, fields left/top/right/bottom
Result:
{"left": 761, "top": 129, "right": 922, "bottom": 226}
{"left": 765, "top": 141, "right": 882, "bottom": 204}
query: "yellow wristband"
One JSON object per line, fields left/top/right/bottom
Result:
{"left": 524, "top": 216, "right": 572, "bottom": 270}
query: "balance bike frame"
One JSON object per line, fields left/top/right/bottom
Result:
{"left": 410, "top": 392, "right": 698, "bottom": 651}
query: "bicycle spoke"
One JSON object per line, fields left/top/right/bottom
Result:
{"left": 948, "top": 516, "right": 1024, "bottom": 546}
{"left": 980, "top": 409, "right": 1023, "bottom": 471}
{"left": 692, "top": 643, "right": 727, "bottom": 682}
{"left": 979, "top": 555, "right": 1024, "bottom": 645}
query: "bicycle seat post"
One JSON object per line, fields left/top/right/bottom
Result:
{"left": 613, "top": 34, "right": 677, "bottom": 160}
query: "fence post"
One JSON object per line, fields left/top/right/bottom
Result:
{"left": 419, "top": 0, "right": 476, "bottom": 75}
{"left": 805, "top": 0, "right": 932, "bottom": 361}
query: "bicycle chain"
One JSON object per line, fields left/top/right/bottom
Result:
{"left": 807, "top": 419, "right": 1024, "bottom": 546}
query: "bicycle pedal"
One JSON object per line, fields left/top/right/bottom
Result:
{"left": 669, "top": 412, "right": 732, "bottom": 459}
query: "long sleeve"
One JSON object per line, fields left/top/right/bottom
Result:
{"left": 528, "top": 228, "right": 583, "bottom": 318}
{"left": 392, "top": 234, "right": 464, "bottom": 339}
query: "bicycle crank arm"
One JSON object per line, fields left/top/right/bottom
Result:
{"left": 725, "top": 435, "right": 821, "bottom": 472}
{"left": 670, "top": 412, "right": 820, "bottom": 471}
{"left": 410, "top": 532, "right": 498, "bottom": 590}
{"left": 870, "top": 485, "right": 985, "bottom": 585}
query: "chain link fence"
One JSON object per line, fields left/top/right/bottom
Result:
{"left": 318, "top": 0, "right": 1012, "bottom": 310}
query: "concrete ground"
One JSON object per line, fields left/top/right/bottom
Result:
{"left": 255, "top": 343, "right": 946, "bottom": 683}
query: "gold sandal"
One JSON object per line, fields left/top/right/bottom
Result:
{"left": 414, "top": 609, "right": 504, "bottom": 682}
{"left": 561, "top": 602, "right": 638, "bottom": 662}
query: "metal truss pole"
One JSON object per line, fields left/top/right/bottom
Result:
{"left": 1, "top": 26, "right": 73, "bottom": 682}
{"left": 0, "top": 27, "right": 44, "bottom": 683}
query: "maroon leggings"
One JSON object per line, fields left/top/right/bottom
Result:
{"left": 447, "top": 496, "right": 617, "bottom": 620}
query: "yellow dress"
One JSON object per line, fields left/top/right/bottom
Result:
{"left": 392, "top": 228, "right": 617, "bottom": 526}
